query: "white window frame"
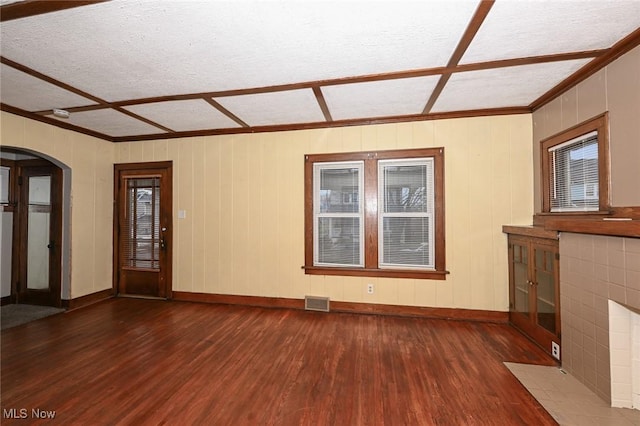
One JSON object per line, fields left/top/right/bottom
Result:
{"left": 548, "top": 130, "right": 599, "bottom": 212}
{"left": 313, "top": 161, "right": 364, "bottom": 268}
{"left": 378, "top": 158, "right": 435, "bottom": 270}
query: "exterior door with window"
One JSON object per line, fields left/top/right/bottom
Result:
{"left": 15, "top": 163, "right": 62, "bottom": 307}
{"left": 115, "top": 162, "right": 172, "bottom": 298}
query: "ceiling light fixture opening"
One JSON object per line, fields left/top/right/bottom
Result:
{"left": 52, "top": 109, "right": 70, "bottom": 119}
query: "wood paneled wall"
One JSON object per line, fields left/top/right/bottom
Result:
{"left": 116, "top": 114, "right": 533, "bottom": 312}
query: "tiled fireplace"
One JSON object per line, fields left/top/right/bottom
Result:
{"left": 559, "top": 233, "right": 640, "bottom": 407}
{"left": 608, "top": 300, "right": 640, "bottom": 408}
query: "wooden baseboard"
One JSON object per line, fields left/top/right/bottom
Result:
{"left": 331, "top": 301, "right": 508, "bottom": 322}
{"left": 171, "top": 291, "right": 508, "bottom": 323}
{"left": 0, "top": 295, "right": 12, "bottom": 306}
{"left": 172, "top": 291, "right": 305, "bottom": 310}
{"left": 62, "top": 288, "right": 114, "bottom": 311}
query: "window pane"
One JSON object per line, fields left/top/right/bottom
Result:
{"left": 317, "top": 217, "right": 360, "bottom": 266}
{"left": 381, "top": 217, "right": 431, "bottom": 267}
{"left": 0, "top": 166, "right": 9, "bottom": 204}
{"left": 28, "top": 176, "right": 51, "bottom": 205}
{"left": 319, "top": 167, "right": 360, "bottom": 213}
{"left": 383, "top": 164, "right": 428, "bottom": 213}
{"left": 549, "top": 134, "right": 598, "bottom": 212}
{"left": 122, "top": 177, "right": 161, "bottom": 269}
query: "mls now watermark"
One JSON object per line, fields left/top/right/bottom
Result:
{"left": 3, "top": 408, "right": 56, "bottom": 419}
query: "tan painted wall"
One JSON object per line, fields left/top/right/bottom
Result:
{"left": 531, "top": 45, "right": 640, "bottom": 405}
{"left": 533, "top": 45, "right": 640, "bottom": 210}
{"left": 0, "top": 111, "right": 115, "bottom": 298}
{"left": 116, "top": 114, "right": 533, "bottom": 311}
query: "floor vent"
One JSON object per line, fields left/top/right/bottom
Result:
{"left": 305, "top": 296, "right": 330, "bottom": 312}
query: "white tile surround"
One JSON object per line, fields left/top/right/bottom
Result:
{"left": 560, "top": 233, "right": 640, "bottom": 405}
{"left": 608, "top": 300, "right": 640, "bottom": 409}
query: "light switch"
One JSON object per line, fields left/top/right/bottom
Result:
{"left": 178, "top": 210, "right": 187, "bottom": 219}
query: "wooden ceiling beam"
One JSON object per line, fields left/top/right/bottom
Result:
{"left": 312, "top": 87, "right": 333, "bottom": 122}
{"left": 115, "top": 107, "right": 175, "bottom": 133}
{"left": 0, "top": 56, "right": 108, "bottom": 106}
{"left": 110, "top": 106, "right": 530, "bottom": 143}
{"left": 203, "top": 98, "right": 250, "bottom": 128}
{"left": 422, "top": 0, "right": 495, "bottom": 114}
{"left": 0, "top": 103, "right": 112, "bottom": 141}
{"left": 530, "top": 27, "right": 640, "bottom": 111}
{"left": 0, "top": 0, "right": 109, "bottom": 23}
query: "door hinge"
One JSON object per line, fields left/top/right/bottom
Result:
{"left": 555, "top": 253, "right": 560, "bottom": 260}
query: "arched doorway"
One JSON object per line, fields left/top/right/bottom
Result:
{"left": 1, "top": 147, "right": 71, "bottom": 308}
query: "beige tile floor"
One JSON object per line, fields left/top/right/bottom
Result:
{"left": 505, "top": 362, "right": 640, "bottom": 426}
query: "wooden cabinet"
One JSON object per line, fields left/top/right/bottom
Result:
{"left": 505, "top": 227, "right": 560, "bottom": 359}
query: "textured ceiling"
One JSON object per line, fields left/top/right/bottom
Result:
{"left": 0, "top": 0, "right": 639, "bottom": 142}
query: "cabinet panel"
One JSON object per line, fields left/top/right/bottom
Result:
{"left": 512, "top": 243, "right": 530, "bottom": 316}
{"left": 507, "top": 234, "right": 560, "bottom": 359}
{"left": 534, "top": 246, "right": 558, "bottom": 335}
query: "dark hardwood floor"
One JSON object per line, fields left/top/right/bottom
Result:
{"left": 1, "top": 298, "right": 557, "bottom": 425}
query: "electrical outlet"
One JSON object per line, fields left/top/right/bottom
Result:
{"left": 367, "top": 284, "right": 374, "bottom": 294}
{"left": 551, "top": 342, "right": 560, "bottom": 360}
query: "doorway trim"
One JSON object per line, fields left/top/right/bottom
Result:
{"left": 113, "top": 161, "right": 173, "bottom": 299}
{"left": 1, "top": 147, "right": 71, "bottom": 307}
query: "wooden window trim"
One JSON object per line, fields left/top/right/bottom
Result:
{"left": 304, "top": 148, "right": 446, "bottom": 280}
{"left": 540, "top": 112, "right": 609, "bottom": 214}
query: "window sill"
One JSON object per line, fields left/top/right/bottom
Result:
{"left": 302, "top": 266, "right": 448, "bottom": 280}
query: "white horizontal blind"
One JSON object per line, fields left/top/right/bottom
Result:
{"left": 548, "top": 131, "right": 599, "bottom": 212}
{"left": 313, "top": 162, "right": 364, "bottom": 267}
{"left": 378, "top": 158, "right": 434, "bottom": 269}
{"left": 122, "top": 177, "right": 161, "bottom": 269}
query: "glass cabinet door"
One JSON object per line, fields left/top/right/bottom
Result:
{"left": 512, "top": 242, "right": 530, "bottom": 317}
{"left": 534, "top": 246, "right": 557, "bottom": 334}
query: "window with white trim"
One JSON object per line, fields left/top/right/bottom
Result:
{"left": 304, "top": 148, "right": 446, "bottom": 280}
{"left": 548, "top": 131, "right": 598, "bottom": 212}
{"left": 313, "top": 162, "right": 364, "bottom": 267}
{"left": 541, "top": 113, "right": 609, "bottom": 214}
{"left": 378, "top": 158, "right": 434, "bottom": 269}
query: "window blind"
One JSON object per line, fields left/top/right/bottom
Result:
{"left": 548, "top": 131, "right": 599, "bottom": 212}
{"left": 122, "top": 177, "right": 161, "bottom": 269}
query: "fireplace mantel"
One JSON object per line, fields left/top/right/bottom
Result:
{"left": 544, "top": 218, "right": 640, "bottom": 238}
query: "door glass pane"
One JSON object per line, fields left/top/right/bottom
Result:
{"left": 513, "top": 244, "right": 529, "bottom": 315}
{"left": 122, "top": 177, "right": 161, "bottom": 269}
{"left": 0, "top": 166, "right": 10, "bottom": 204}
{"left": 536, "top": 248, "right": 556, "bottom": 333}
{"left": 27, "top": 176, "right": 51, "bottom": 289}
